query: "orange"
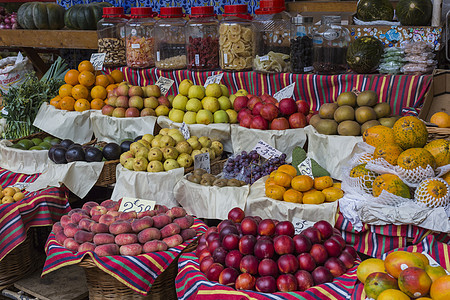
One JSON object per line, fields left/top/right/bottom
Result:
{"left": 269, "top": 171, "right": 277, "bottom": 178}
{"left": 78, "top": 71, "right": 95, "bottom": 87}
{"left": 64, "top": 69, "right": 79, "bottom": 86}
{"left": 265, "top": 184, "right": 286, "bottom": 200}
{"left": 106, "top": 84, "right": 118, "bottom": 93}
{"left": 313, "top": 176, "right": 333, "bottom": 191}
{"left": 74, "top": 99, "right": 91, "bottom": 112}
{"left": 291, "top": 175, "right": 314, "bottom": 192}
{"left": 110, "top": 70, "right": 124, "bottom": 83}
{"left": 91, "top": 98, "right": 105, "bottom": 110}
{"left": 59, "top": 84, "right": 73, "bottom": 98}
{"left": 322, "top": 187, "right": 344, "bottom": 202}
{"left": 95, "top": 75, "right": 110, "bottom": 88}
{"left": 91, "top": 85, "right": 107, "bottom": 100}
{"left": 78, "top": 60, "right": 94, "bottom": 73}
{"left": 430, "top": 275, "right": 450, "bottom": 300}
{"left": 302, "top": 190, "right": 325, "bottom": 204}
{"left": 430, "top": 112, "right": 450, "bottom": 128}
{"left": 60, "top": 96, "right": 75, "bottom": 111}
{"left": 283, "top": 189, "right": 303, "bottom": 203}
{"left": 50, "top": 96, "right": 61, "bottom": 109}
{"left": 106, "top": 74, "right": 115, "bottom": 84}
{"left": 71, "top": 84, "right": 89, "bottom": 100}
{"left": 265, "top": 177, "right": 276, "bottom": 187}
{"left": 277, "top": 165, "right": 297, "bottom": 178}
{"left": 273, "top": 171, "right": 292, "bottom": 188}
{"left": 333, "top": 182, "right": 342, "bottom": 189}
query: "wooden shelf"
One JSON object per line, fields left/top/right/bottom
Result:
{"left": 287, "top": 1, "right": 358, "bottom": 13}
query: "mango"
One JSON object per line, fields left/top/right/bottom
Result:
{"left": 364, "top": 272, "right": 398, "bottom": 299}
{"left": 385, "top": 251, "right": 425, "bottom": 278}
{"left": 398, "top": 267, "right": 432, "bottom": 298}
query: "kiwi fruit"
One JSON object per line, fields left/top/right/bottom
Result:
{"left": 315, "top": 119, "right": 338, "bottom": 135}
{"left": 200, "top": 178, "right": 213, "bottom": 186}
{"left": 334, "top": 105, "right": 355, "bottom": 123}
{"left": 373, "top": 102, "right": 391, "bottom": 118}
{"left": 227, "top": 179, "right": 241, "bottom": 187}
{"left": 319, "top": 103, "right": 338, "bottom": 119}
{"left": 356, "top": 90, "right": 378, "bottom": 107}
{"left": 337, "top": 120, "right": 361, "bottom": 136}
{"left": 355, "top": 106, "right": 377, "bottom": 124}
{"left": 337, "top": 92, "right": 357, "bottom": 107}
{"left": 213, "top": 179, "right": 228, "bottom": 187}
{"left": 360, "top": 120, "right": 381, "bottom": 135}
{"left": 193, "top": 169, "right": 207, "bottom": 176}
{"left": 309, "top": 114, "right": 321, "bottom": 128}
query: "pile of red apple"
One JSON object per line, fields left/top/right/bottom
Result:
{"left": 52, "top": 200, "right": 197, "bottom": 257}
{"left": 196, "top": 208, "right": 358, "bottom": 293}
{"left": 233, "top": 94, "right": 318, "bottom": 130}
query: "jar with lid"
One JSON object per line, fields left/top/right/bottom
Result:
{"left": 290, "top": 16, "right": 314, "bottom": 74}
{"left": 219, "top": 4, "right": 253, "bottom": 72}
{"left": 125, "top": 7, "right": 157, "bottom": 69}
{"left": 253, "top": 0, "right": 291, "bottom": 73}
{"left": 97, "top": 7, "right": 127, "bottom": 68}
{"left": 186, "top": 6, "right": 219, "bottom": 71}
{"left": 312, "top": 15, "right": 350, "bottom": 74}
{"left": 154, "top": 7, "right": 186, "bottom": 70}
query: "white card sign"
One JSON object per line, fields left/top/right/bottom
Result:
{"left": 297, "top": 157, "right": 314, "bottom": 179}
{"left": 252, "top": 140, "right": 282, "bottom": 160}
{"left": 155, "top": 76, "right": 174, "bottom": 96}
{"left": 90, "top": 53, "right": 106, "bottom": 71}
{"left": 203, "top": 73, "right": 224, "bottom": 87}
{"left": 180, "top": 122, "right": 190, "bottom": 140}
{"left": 194, "top": 152, "right": 211, "bottom": 173}
{"left": 273, "top": 83, "right": 296, "bottom": 101}
{"left": 292, "top": 217, "right": 316, "bottom": 235}
{"left": 119, "top": 197, "right": 156, "bottom": 213}
{"left": 1, "top": 107, "right": 8, "bottom": 116}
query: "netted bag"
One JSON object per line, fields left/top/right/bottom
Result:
{"left": 394, "top": 164, "right": 436, "bottom": 187}
{"left": 436, "top": 164, "right": 450, "bottom": 178}
{"left": 366, "top": 158, "right": 396, "bottom": 174}
{"left": 414, "top": 177, "right": 450, "bottom": 209}
{"left": 373, "top": 189, "right": 414, "bottom": 206}
{"left": 342, "top": 164, "right": 379, "bottom": 196}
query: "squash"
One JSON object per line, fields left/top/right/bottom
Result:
{"left": 362, "top": 125, "right": 395, "bottom": 148}
{"left": 373, "top": 143, "right": 403, "bottom": 165}
{"left": 17, "top": 2, "right": 65, "bottom": 30}
{"left": 396, "top": 0, "right": 432, "bottom": 26}
{"left": 347, "top": 36, "right": 384, "bottom": 74}
{"left": 372, "top": 174, "right": 411, "bottom": 198}
{"left": 424, "top": 139, "right": 450, "bottom": 167}
{"left": 356, "top": 0, "right": 394, "bottom": 22}
{"left": 392, "top": 116, "right": 428, "bottom": 150}
{"left": 397, "top": 148, "right": 436, "bottom": 170}
{"left": 415, "top": 178, "right": 449, "bottom": 208}
{"left": 64, "top": 2, "right": 112, "bottom": 30}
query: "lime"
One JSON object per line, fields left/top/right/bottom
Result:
{"left": 17, "top": 139, "right": 34, "bottom": 150}
{"left": 31, "top": 138, "right": 43, "bottom": 146}
{"left": 38, "top": 142, "right": 52, "bottom": 150}
{"left": 29, "top": 146, "right": 44, "bottom": 150}
{"left": 50, "top": 138, "right": 61, "bottom": 146}
{"left": 43, "top": 136, "right": 54, "bottom": 143}
{"left": 10, "top": 144, "right": 25, "bottom": 149}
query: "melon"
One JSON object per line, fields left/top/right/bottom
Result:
{"left": 396, "top": 0, "right": 432, "bottom": 26}
{"left": 397, "top": 148, "right": 436, "bottom": 170}
{"left": 347, "top": 36, "right": 384, "bottom": 74}
{"left": 357, "top": 0, "right": 394, "bottom": 22}
{"left": 372, "top": 174, "right": 411, "bottom": 198}
{"left": 424, "top": 139, "right": 450, "bottom": 167}
{"left": 392, "top": 116, "right": 428, "bottom": 150}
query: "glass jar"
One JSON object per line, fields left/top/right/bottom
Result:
{"left": 290, "top": 16, "right": 314, "bottom": 74}
{"left": 219, "top": 4, "right": 253, "bottom": 72}
{"left": 125, "top": 7, "right": 157, "bottom": 69}
{"left": 186, "top": 6, "right": 219, "bottom": 71}
{"left": 154, "top": 7, "right": 186, "bottom": 70}
{"left": 253, "top": 0, "right": 291, "bottom": 73}
{"left": 312, "top": 15, "right": 350, "bottom": 74}
{"left": 97, "top": 7, "right": 127, "bottom": 68}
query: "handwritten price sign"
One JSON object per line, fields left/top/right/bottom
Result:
{"left": 291, "top": 217, "right": 316, "bottom": 235}
{"left": 252, "top": 140, "right": 282, "bottom": 160}
{"left": 119, "top": 197, "right": 156, "bottom": 213}
{"left": 297, "top": 157, "right": 314, "bottom": 179}
{"left": 203, "top": 73, "right": 224, "bottom": 87}
{"left": 194, "top": 152, "right": 211, "bottom": 173}
{"left": 180, "top": 122, "right": 190, "bottom": 140}
{"left": 155, "top": 76, "right": 174, "bottom": 96}
{"left": 273, "top": 83, "right": 295, "bottom": 101}
{"left": 90, "top": 53, "right": 106, "bottom": 71}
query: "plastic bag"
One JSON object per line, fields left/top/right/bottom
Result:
{"left": 401, "top": 63, "right": 435, "bottom": 74}
{"left": 0, "top": 53, "right": 33, "bottom": 93}
{"left": 403, "top": 41, "right": 433, "bottom": 54}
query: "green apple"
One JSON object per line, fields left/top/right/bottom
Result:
{"left": 124, "top": 158, "right": 135, "bottom": 170}
{"left": 179, "top": 79, "right": 193, "bottom": 96}
{"left": 196, "top": 109, "right": 214, "bottom": 125}
{"left": 159, "top": 129, "right": 170, "bottom": 135}
{"left": 155, "top": 105, "right": 169, "bottom": 116}
{"left": 229, "top": 94, "right": 237, "bottom": 104}
{"left": 183, "top": 111, "right": 197, "bottom": 124}
{"left": 177, "top": 153, "right": 193, "bottom": 168}
{"left": 191, "top": 149, "right": 202, "bottom": 160}
{"left": 138, "top": 139, "right": 151, "bottom": 149}
{"left": 163, "top": 159, "right": 180, "bottom": 171}
{"left": 202, "top": 97, "right": 220, "bottom": 113}
{"left": 213, "top": 110, "right": 230, "bottom": 123}
{"left": 130, "top": 142, "right": 145, "bottom": 154}
{"left": 133, "top": 157, "right": 148, "bottom": 171}
{"left": 235, "top": 89, "right": 248, "bottom": 96}
{"left": 201, "top": 147, "right": 216, "bottom": 160}
{"left": 220, "top": 84, "right": 229, "bottom": 97}
{"left": 205, "top": 83, "right": 222, "bottom": 98}
{"left": 170, "top": 133, "right": 185, "bottom": 143}
{"left": 147, "top": 160, "right": 164, "bottom": 172}
{"left": 226, "top": 109, "right": 238, "bottom": 123}
{"left": 199, "top": 136, "right": 212, "bottom": 148}
{"left": 135, "top": 147, "right": 149, "bottom": 159}
{"left": 187, "top": 137, "right": 201, "bottom": 150}
{"left": 148, "top": 148, "right": 163, "bottom": 161}
{"left": 160, "top": 135, "right": 176, "bottom": 147}
{"left": 186, "top": 98, "right": 202, "bottom": 112}
{"left": 167, "top": 95, "right": 175, "bottom": 106}
{"left": 211, "top": 141, "right": 224, "bottom": 156}
{"left": 218, "top": 96, "right": 232, "bottom": 110}
{"left": 172, "top": 94, "right": 188, "bottom": 110}
{"left": 176, "top": 141, "right": 193, "bottom": 154}
{"left": 142, "top": 134, "right": 154, "bottom": 144}
{"left": 168, "top": 129, "right": 181, "bottom": 135}
{"left": 144, "top": 97, "right": 159, "bottom": 109}
{"left": 168, "top": 109, "right": 185, "bottom": 123}
{"left": 120, "top": 151, "right": 134, "bottom": 166}
{"left": 162, "top": 146, "right": 179, "bottom": 160}
{"left": 188, "top": 85, "right": 205, "bottom": 99}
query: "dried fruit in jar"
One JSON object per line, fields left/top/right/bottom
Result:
{"left": 187, "top": 36, "right": 219, "bottom": 70}
{"left": 219, "top": 24, "right": 253, "bottom": 71}
{"left": 126, "top": 36, "right": 155, "bottom": 68}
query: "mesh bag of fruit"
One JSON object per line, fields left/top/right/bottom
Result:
{"left": 414, "top": 177, "right": 450, "bottom": 210}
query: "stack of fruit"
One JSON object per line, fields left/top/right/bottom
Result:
{"left": 119, "top": 128, "right": 224, "bottom": 173}
{"left": 51, "top": 62, "right": 124, "bottom": 112}
{"left": 53, "top": 201, "right": 197, "bottom": 256}
{"left": 168, "top": 79, "right": 235, "bottom": 125}
{"left": 310, "top": 90, "right": 400, "bottom": 136}
{"left": 102, "top": 83, "right": 170, "bottom": 118}
{"left": 0, "top": 185, "right": 25, "bottom": 205}
{"left": 357, "top": 250, "right": 449, "bottom": 299}
{"left": 265, "top": 164, "right": 343, "bottom": 205}
{"left": 48, "top": 139, "right": 121, "bottom": 164}
{"left": 186, "top": 169, "right": 247, "bottom": 187}
{"left": 196, "top": 207, "right": 358, "bottom": 292}
{"left": 8, "top": 136, "right": 61, "bottom": 150}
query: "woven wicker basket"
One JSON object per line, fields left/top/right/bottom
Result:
{"left": 9, "top": 131, "right": 54, "bottom": 143}
{"left": 184, "top": 158, "right": 227, "bottom": 176}
{"left": 95, "top": 159, "right": 119, "bottom": 187}
{"left": 427, "top": 126, "right": 450, "bottom": 141}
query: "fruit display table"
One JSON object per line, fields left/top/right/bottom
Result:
{"left": 110, "top": 67, "right": 433, "bottom": 115}
{"left": 0, "top": 167, "right": 70, "bottom": 261}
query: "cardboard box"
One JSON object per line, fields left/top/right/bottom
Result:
{"left": 418, "top": 69, "right": 450, "bottom": 121}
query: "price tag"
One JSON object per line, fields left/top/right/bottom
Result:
{"left": 10, "top": 182, "right": 30, "bottom": 190}
{"left": 422, "top": 253, "right": 450, "bottom": 274}
{"left": 180, "top": 122, "right": 190, "bottom": 140}
{"left": 291, "top": 217, "right": 316, "bottom": 235}
{"left": 90, "top": 53, "right": 106, "bottom": 71}
{"left": 194, "top": 152, "right": 211, "bottom": 173}
{"left": 273, "top": 83, "right": 296, "bottom": 101}
{"left": 119, "top": 197, "right": 156, "bottom": 213}
{"left": 155, "top": 76, "right": 174, "bottom": 96}
{"left": 1, "top": 107, "right": 8, "bottom": 116}
{"left": 131, "top": 44, "right": 140, "bottom": 49}
{"left": 203, "top": 73, "right": 224, "bottom": 87}
{"left": 297, "top": 157, "right": 314, "bottom": 179}
{"left": 260, "top": 55, "right": 269, "bottom": 62}
{"left": 252, "top": 140, "right": 282, "bottom": 160}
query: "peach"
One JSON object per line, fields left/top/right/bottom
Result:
{"left": 60, "top": 215, "right": 71, "bottom": 227}
{"left": 152, "top": 214, "right": 172, "bottom": 229}
{"left": 118, "top": 211, "right": 137, "bottom": 221}
{"left": 71, "top": 212, "right": 88, "bottom": 224}
{"left": 155, "top": 205, "right": 169, "bottom": 213}
{"left": 115, "top": 233, "right": 138, "bottom": 246}
{"left": 99, "top": 214, "right": 116, "bottom": 225}
{"left": 101, "top": 199, "right": 119, "bottom": 211}
{"left": 79, "top": 219, "right": 95, "bottom": 231}
{"left": 174, "top": 215, "right": 194, "bottom": 230}
{"left": 166, "top": 207, "right": 187, "bottom": 219}
{"left": 90, "top": 222, "right": 110, "bottom": 233}
{"left": 63, "top": 223, "right": 79, "bottom": 238}
{"left": 138, "top": 228, "right": 161, "bottom": 244}
{"left": 64, "top": 238, "right": 80, "bottom": 252}
{"left": 91, "top": 214, "right": 101, "bottom": 222}
{"left": 163, "top": 234, "right": 183, "bottom": 248}
{"left": 93, "top": 233, "right": 115, "bottom": 245}
{"left": 131, "top": 216, "right": 153, "bottom": 233}
{"left": 161, "top": 223, "right": 181, "bottom": 238}
{"left": 68, "top": 208, "right": 89, "bottom": 216}
{"left": 107, "top": 211, "right": 121, "bottom": 217}
{"left": 137, "top": 210, "right": 156, "bottom": 218}
{"left": 94, "top": 244, "right": 119, "bottom": 257}
{"left": 74, "top": 230, "right": 94, "bottom": 244}
{"left": 120, "top": 244, "right": 143, "bottom": 256}
{"left": 52, "top": 222, "right": 63, "bottom": 234}
{"left": 181, "top": 228, "right": 196, "bottom": 241}
{"left": 109, "top": 220, "right": 132, "bottom": 235}
{"left": 90, "top": 205, "right": 107, "bottom": 217}
{"left": 143, "top": 240, "right": 168, "bottom": 253}
{"left": 82, "top": 201, "right": 99, "bottom": 212}
{"left": 55, "top": 231, "right": 68, "bottom": 244}
{"left": 78, "top": 242, "right": 96, "bottom": 252}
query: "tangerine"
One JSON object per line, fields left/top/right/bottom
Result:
{"left": 110, "top": 70, "right": 124, "bottom": 83}
{"left": 269, "top": 171, "right": 277, "bottom": 178}
{"left": 74, "top": 99, "right": 91, "bottom": 112}
{"left": 333, "top": 182, "right": 342, "bottom": 189}
{"left": 322, "top": 187, "right": 344, "bottom": 202}
{"left": 59, "top": 84, "right": 73, "bottom": 98}
{"left": 60, "top": 96, "right": 75, "bottom": 111}
{"left": 106, "top": 74, "right": 115, "bottom": 84}
{"left": 430, "top": 112, "right": 450, "bottom": 128}
{"left": 265, "top": 177, "right": 276, "bottom": 187}
{"left": 283, "top": 189, "right": 303, "bottom": 203}
{"left": 277, "top": 164, "right": 297, "bottom": 177}
{"left": 273, "top": 171, "right": 292, "bottom": 188}
{"left": 302, "top": 190, "right": 325, "bottom": 204}
{"left": 71, "top": 84, "right": 89, "bottom": 100}
{"left": 265, "top": 184, "right": 286, "bottom": 200}
{"left": 106, "top": 84, "right": 118, "bottom": 93}
{"left": 313, "top": 176, "right": 333, "bottom": 190}
{"left": 90, "top": 98, "right": 105, "bottom": 110}
{"left": 78, "top": 71, "right": 95, "bottom": 87}
{"left": 50, "top": 96, "right": 61, "bottom": 109}
{"left": 91, "top": 85, "right": 107, "bottom": 100}
{"left": 64, "top": 69, "right": 79, "bottom": 85}
{"left": 78, "top": 60, "right": 94, "bottom": 73}
{"left": 291, "top": 175, "right": 314, "bottom": 192}
{"left": 95, "top": 75, "right": 110, "bottom": 88}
